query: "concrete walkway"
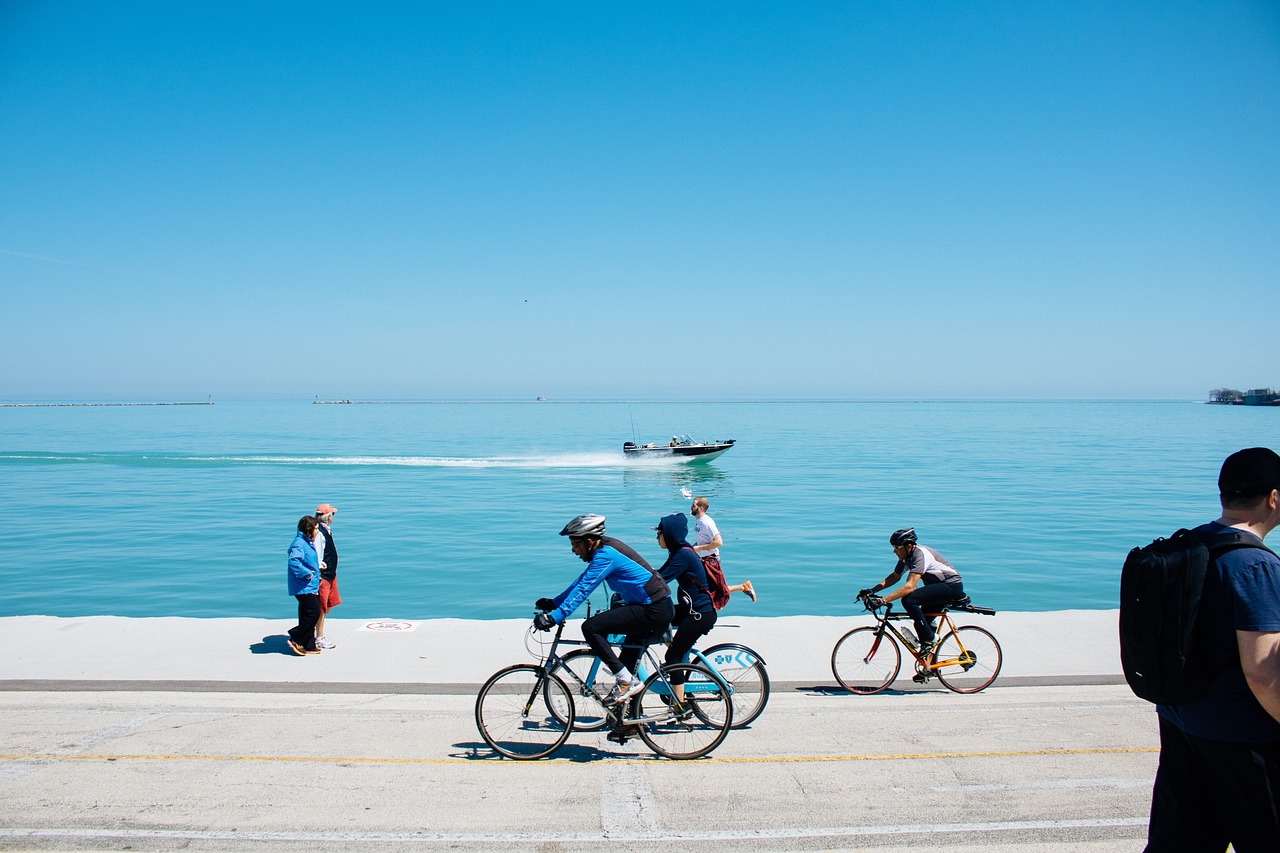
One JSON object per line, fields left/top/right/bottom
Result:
{"left": 0, "top": 610, "right": 1155, "bottom": 851}
{"left": 0, "top": 610, "right": 1122, "bottom": 690}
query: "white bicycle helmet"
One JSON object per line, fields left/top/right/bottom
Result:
{"left": 559, "top": 514, "right": 606, "bottom": 538}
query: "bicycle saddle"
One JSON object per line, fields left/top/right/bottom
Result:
{"left": 643, "top": 628, "right": 674, "bottom": 646}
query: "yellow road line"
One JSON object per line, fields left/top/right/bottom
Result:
{"left": 0, "top": 746, "right": 1158, "bottom": 766}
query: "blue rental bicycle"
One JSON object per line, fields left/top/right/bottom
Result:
{"left": 548, "top": 631, "right": 769, "bottom": 731}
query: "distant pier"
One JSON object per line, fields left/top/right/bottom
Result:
{"left": 1207, "top": 387, "right": 1279, "bottom": 406}
{"left": 0, "top": 402, "right": 214, "bottom": 408}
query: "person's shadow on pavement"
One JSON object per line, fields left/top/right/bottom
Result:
{"left": 249, "top": 635, "right": 296, "bottom": 656}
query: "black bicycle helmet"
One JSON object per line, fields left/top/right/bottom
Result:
{"left": 889, "top": 527, "right": 917, "bottom": 547}
{"left": 559, "top": 514, "right": 606, "bottom": 538}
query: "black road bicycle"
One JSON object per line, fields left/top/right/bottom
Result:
{"left": 831, "top": 591, "right": 1002, "bottom": 694}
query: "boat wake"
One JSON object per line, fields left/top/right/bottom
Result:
{"left": 0, "top": 451, "right": 693, "bottom": 470}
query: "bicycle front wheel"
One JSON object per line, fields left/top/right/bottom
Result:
{"left": 934, "top": 626, "right": 1002, "bottom": 694}
{"left": 475, "top": 665, "right": 574, "bottom": 759}
{"left": 635, "top": 663, "right": 732, "bottom": 759}
{"left": 547, "top": 649, "right": 610, "bottom": 731}
{"left": 831, "top": 627, "right": 900, "bottom": 694}
{"left": 701, "top": 643, "right": 770, "bottom": 727}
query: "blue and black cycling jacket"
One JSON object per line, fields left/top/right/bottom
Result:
{"left": 550, "top": 544, "right": 667, "bottom": 624}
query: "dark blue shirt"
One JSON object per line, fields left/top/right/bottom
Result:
{"left": 1157, "top": 522, "right": 1280, "bottom": 743}
{"left": 660, "top": 546, "right": 714, "bottom": 614}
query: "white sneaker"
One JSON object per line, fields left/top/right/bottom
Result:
{"left": 606, "top": 679, "right": 640, "bottom": 703}
{"left": 316, "top": 636, "right": 337, "bottom": 650}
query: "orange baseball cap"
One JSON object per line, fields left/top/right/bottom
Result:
{"left": 316, "top": 504, "right": 337, "bottom": 515}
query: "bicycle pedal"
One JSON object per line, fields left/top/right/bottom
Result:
{"left": 606, "top": 725, "right": 638, "bottom": 745}
{"left": 912, "top": 672, "right": 930, "bottom": 684}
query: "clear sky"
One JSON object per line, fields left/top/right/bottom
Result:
{"left": 2, "top": 1, "right": 1277, "bottom": 401}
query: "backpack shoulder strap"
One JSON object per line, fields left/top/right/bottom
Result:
{"left": 680, "top": 546, "right": 713, "bottom": 596}
{"left": 1202, "top": 529, "right": 1278, "bottom": 561}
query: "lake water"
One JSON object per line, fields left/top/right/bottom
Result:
{"left": 0, "top": 399, "right": 1273, "bottom": 619}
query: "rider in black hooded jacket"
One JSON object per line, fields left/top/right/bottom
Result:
{"left": 655, "top": 512, "right": 717, "bottom": 702}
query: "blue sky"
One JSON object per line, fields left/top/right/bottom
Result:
{"left": 2, "top": 1, "right": 1277, "bottom": 401}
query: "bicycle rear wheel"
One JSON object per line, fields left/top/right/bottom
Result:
{"left": 547, "top": 649, "right": 610, "bottom": 732}
{"left": 475, "top": 665, "right": 574, "bottom": 759}
{"left": 635, "top": 663, "right": 732, "bottom": 759}
{"left": 933, "top": 626, "right": 1002, "bottom": 694}
{"left": 701, "top": 643, "right": 770, "bottom": 727}
{"left": 831, "top": 627, "right": 900, "bottom": 694}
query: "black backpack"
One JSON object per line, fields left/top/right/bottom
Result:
{"left": 1119, "top": 527, "right": 1276, "bottom": 704}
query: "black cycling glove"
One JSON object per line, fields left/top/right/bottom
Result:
{"left": 535, "top": 598, "right": 555, "bottom": 611}
{"left": 533, "top": 612, "right": 556, "bottom": 631}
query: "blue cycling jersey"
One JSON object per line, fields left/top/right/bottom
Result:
{"left": 550, "top": 545, "right": 656, "bottom": 624}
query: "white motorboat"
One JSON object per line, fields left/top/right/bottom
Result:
{"left": 623, "top": 435, "right": 735, "bottom": 462}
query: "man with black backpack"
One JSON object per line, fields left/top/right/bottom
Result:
{"left": 1143, "top": 447, "right": 1280, "bottom": 852}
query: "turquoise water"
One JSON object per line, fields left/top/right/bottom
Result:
{"left": 0, "top": 400, "right": 1273, "bottom": 619}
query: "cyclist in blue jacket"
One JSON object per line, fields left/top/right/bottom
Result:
{"left": 535, "top": 514, "right": 673, "bottom": 703}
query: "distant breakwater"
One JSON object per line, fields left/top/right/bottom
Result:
{"left": 0, "top": 402, "right": 214, "bottom": 407}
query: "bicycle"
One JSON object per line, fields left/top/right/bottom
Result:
{"left": 474, "top": 616, "right": 733, "bottom": 760}
{"left": 830, "top": 591, "right": 1002, "bottom": 694}
{"left": 549, "top": 633, "right": 769, "bottom": 731}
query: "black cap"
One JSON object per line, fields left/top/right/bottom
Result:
{"left": 1218, "top": 447, "right": 1280, "bottom": 498}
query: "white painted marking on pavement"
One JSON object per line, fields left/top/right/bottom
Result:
{"left": 925, "top": 777, "right": 1152, "bottom": 793}
{"left": 601, "top": 760, "right": 661, "bottom": 836}
{"left": 0, "top": 817, "right": 1149, "bottom": 844}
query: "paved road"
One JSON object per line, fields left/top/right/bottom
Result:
{"left": 0, "top": 683, "right": 1158, "bottom": 851}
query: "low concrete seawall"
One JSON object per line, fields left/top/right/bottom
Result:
{"left": 0, "top": 611, "right": 1121, "bottom": 691}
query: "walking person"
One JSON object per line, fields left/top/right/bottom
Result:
{"left": 286, "top": 516, "right": 322, "bottom": 656}
{"left": 690, "top": 497, "right": 756, "bottom": 603}
{"left": 1143, "top": 447, "right": 1280, "bottom": 852}
{"left": 314, "top": 503, "right": 340, "bottom": 650}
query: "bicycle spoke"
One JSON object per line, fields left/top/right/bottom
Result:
{"left": 831, "top": 627, "right": 900, "bottom": 694}
{"left": 934, "top": 626, "right": 1002, "bottom": 693}
{"left": 548, "top": 649, "right": 611, "bottom": 731}
{"left": 475, "top": 665, "right": 574, "bottom": 759}
{"left": 634, "top": 664, "right": 732, "bottom": 759}
{"left": 701, "top": 643, "right": 770, "bottom": 727}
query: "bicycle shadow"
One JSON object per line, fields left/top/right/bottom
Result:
{"left": 451, "top": 741, "right": 664, "bottom": 763}
{"left": 795, "top": 684, "right": 925, "bottom": 696}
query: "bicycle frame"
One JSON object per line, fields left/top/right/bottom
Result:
{"left": 872, "top": 609, "right": 974, "bottom": 674}
{"left": 529, "top": 621, "right": 712, "bottom": 726}
{"left": 573, "top": 635, "right": 731, "bottom": 699}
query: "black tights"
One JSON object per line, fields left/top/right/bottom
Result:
{"left": 665, "top": 608, "right": 717, "bottom": 684}
{"left": 900, "top": 583, "right": 964, "bottom": 644}
{"left": 581, "top": 598, "right": 675, "bottom": 678}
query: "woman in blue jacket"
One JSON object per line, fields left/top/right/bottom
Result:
{"left": 286, "top": 516, "right": 322, "bottom": 656}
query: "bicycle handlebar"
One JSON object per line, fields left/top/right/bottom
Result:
{"left": 856, "top": 590, "right": 890, "bottom": 614}
{"left": 856, "top": 591, "right": 996, "bottom": 618}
